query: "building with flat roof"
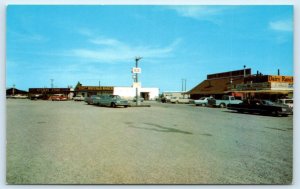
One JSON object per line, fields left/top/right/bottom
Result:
{"left": 28, "top": 88, "right": 74, "bottom": 100}
{"left": 75, "top": 83, "right": 159, "bottom": 100}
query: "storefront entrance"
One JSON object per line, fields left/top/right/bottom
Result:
{"left": 140, "top": 92, "right": 149, "bottom": 100}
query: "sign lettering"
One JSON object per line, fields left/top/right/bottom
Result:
{"left": 77, "top": 86, "right": 114, "bottom": 91}
{"left": 268, "top": 76, "right": 293, "bottom": 83}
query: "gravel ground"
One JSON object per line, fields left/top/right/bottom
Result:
{"left": 6, "top": 99, "right": 293, "bottom": 184}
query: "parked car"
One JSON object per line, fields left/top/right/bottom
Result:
{"left": 73, "top": 95, "right": 85, "bottom": 101}
{"left": 30, "top": 94, "right": 44, "bottom": 100}
{"left": 97, "top": 95, "right": 128, "bottom": 108}
{"left": 170, "top": 97, "right": 192, "bottom": 104}
{"left": 194, "top": 97, "right": 212, "bottom": 106}
{"left": 84, "top": 95, "right": 101, "bottom": 105}
{"left": 276, "top": 99, "right": 293, "bottom": 109}
{"left": 208, "top": 95, "right": 242, "bottom": 108}
{"left": 9, "top": 94, "right": 28, "bottom": 99}
{"left": 49, "top": 94, "right": 68, "bottom": 101}
{"left": 133, "top": 96, "right": 144, "bottom": 102}
{"left": 160, "top": 97, "right": 167, "bottom": 103}
{"left": 227, "top": 99, "right": 292, "bottom": 117}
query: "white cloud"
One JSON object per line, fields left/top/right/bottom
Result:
{"left": 89, "top": 37, "right": 123, "bottom": 47}
{"left": 69, "top": 36, "right": 181, "bottom": 63}
{"left": 168, "top": 6, "right": 228, "bottom": 20}
{"left": 269, "top": 19, "right": 293, "bottom": 32}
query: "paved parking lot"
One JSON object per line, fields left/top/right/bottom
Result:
{"left": 6, "top": 99, "right": 293, "bottom": 184}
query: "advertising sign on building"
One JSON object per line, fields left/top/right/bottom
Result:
{"left": 29, "top": 88, "right": 71, "bottom": 93}
{"left": 235, "top": 82, "right": 271, "bottom": 91}
{"left": 268, "top": 76, "right": 293, "bottom": 83}
{"left": 76, "top": 86, "right": 114, "bottom": 91}
{"left": 271, "top": 83, "right": 293, "bottom": 90}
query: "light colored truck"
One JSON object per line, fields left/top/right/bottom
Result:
{"left": 208, "top": 95, "right": 242, "bottom": 108}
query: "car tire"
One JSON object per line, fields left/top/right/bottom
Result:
{"left": 111, "top": 102, "right": 116, "bottom": 108}
{"left": 201, "top": 103, "right": 206, "bottom": 107}
{"left": 220, "top": 103, "right": 226, "bottom": 108}
{"left": 124, "top": 105, "right": 128, "bottom": 108}
{"left": 271, "top": 111, "right": 279, "bottom": 117}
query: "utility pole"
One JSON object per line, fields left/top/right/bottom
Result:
{"left": 51, "top": 79, "right": 54, "bottom": 88}
{"left": 134, "top": 57, "right": 142, "bottom": 106}
{"left": 12, "top": 84, "right": 15, "bottom": 96}
{"left": 181, "top": 79, "right": 187, "bottom": 92}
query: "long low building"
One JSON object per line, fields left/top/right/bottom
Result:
{"left": 75, "top": 83, "right": 159, "bottom": 100}
{"left": 28, "top": 88, "right": 74, "bottom": 99}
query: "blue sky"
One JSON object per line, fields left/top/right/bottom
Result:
{"left": 6, "top": 5, "right": 293, "bottom": 92}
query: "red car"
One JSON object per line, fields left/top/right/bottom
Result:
{"left": 49, "top": 94, "right": 68, "bottom": 101}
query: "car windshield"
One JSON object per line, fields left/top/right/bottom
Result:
{"left": 200, "top": 97, "right": 205, "bottom": 100}
{"left": 111, "top": 95, "right": 121, "bottom": 100}
{"left": 262, "top": 100, "right": 274, "bottom": 105}
{"left": 285, "top": 100, "right": 293, "bottom": 103}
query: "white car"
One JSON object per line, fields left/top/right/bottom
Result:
{"left": 73, "top": 95, "right": 85, "bottom": 101}
{"left": 170, "top": 97, "right": 191, "bottom": 104}
{"left": 194, "top": 97, "right": 212, "bottom": 106}
{"left": 276, "top": 99, "right": 293, "bottom": 109}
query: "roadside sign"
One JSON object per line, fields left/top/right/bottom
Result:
{"left": 133, "top": 82, "right": 141, "bottom": 88}
{"left": 132, "top": 67, "right": 141, "bottom": 74}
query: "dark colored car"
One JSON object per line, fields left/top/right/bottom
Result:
{"left": 227, "top": 99, "right": 292, "bottom": 117}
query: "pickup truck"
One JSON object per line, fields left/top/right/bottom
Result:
{"left": 208, "top": 95, "right": 242, "bottom": 108}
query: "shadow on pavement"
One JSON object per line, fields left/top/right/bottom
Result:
{"left": 127, "top": 122, "right": 193, "bottom": 135}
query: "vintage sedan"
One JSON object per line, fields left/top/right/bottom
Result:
{"left": 73, "top": 95, "right": 85, "bottom": 101}
{"left": 194, "top": 97, "right": 212, "bottom": 106}
{"left": 84, "top": 95, "right": 101, "bottom": 105}
{"left": 97, "top": 95, "right": 128, "bottom": 108}
{"left": 227, "top": 99, "right": 292, "bottom": 117}
{"left": 49, "top": 94, "right": 68, "bottom": 101}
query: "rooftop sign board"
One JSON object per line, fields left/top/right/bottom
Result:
{"left": 234, "top": 82, "right": 293, "bottom": 91}
{"left": 268, "top": 76, "right": 293, "bottom": 83}
{"left": 29, "top": 88, "right": 71, "bottom": 93}
{"left": 76, "top": 86, "right": 114, "bottom": 91}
